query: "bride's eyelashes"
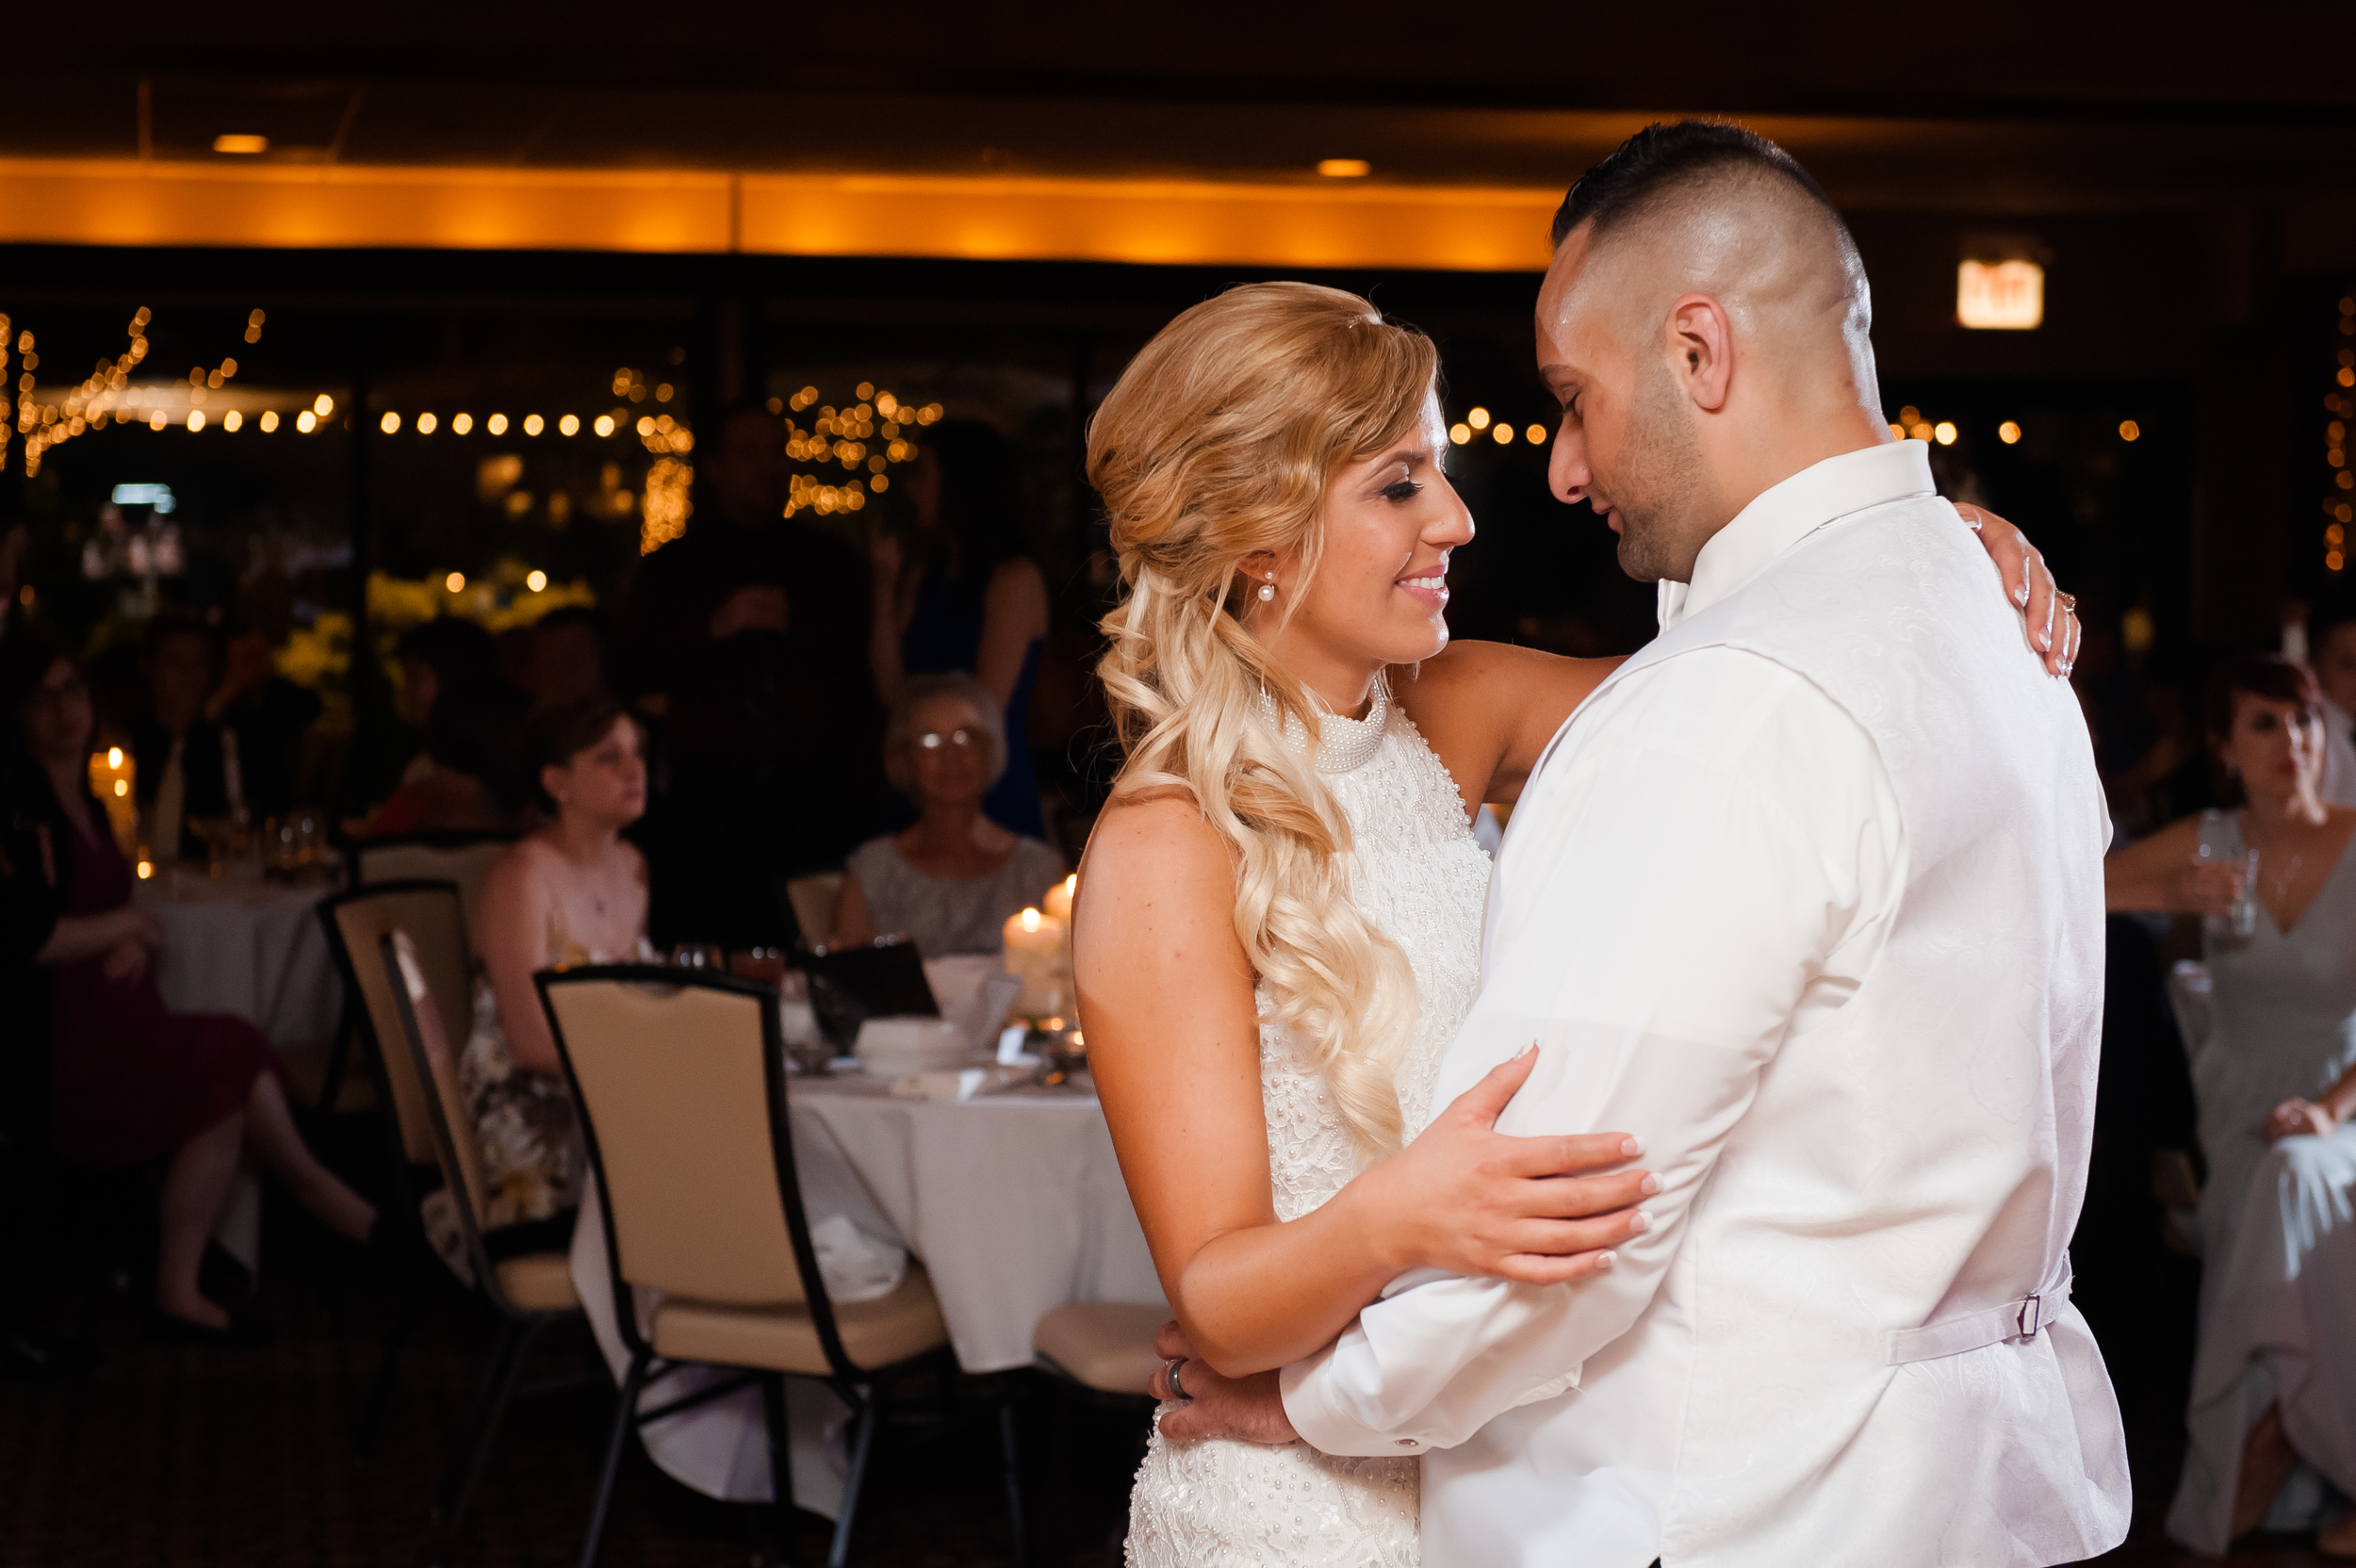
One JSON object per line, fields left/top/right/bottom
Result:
{"left": 1381, "top": 480, "right": 1424, "bottom": 503}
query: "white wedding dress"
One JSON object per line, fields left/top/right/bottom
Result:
{"left": 1124, "top": 693, "right": 1494, "bottom": 1568}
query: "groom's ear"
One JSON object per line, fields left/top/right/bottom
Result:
{"left": 1665, "top": 293, "right": 1734, "bottom": 414}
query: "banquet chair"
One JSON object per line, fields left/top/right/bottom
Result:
{"left": 315, "top": 879, "right": 473, "bottom": 1451}
{"left": 1032, "top": 1301, "right": 1167, "bottom": 1404}
{"left": 318, "top": 831, "right": 512, "bottom": 1106}
{"left": 1033, "top": 1300, "right": 1164, "bottom": 1546}
{"left": 783, "top": 873, "right": 843, "bottom": 949}
{"left": 376, "top": 929, "right": 588, "bottom": 1550}
{"left": 538, "top": 965, "right": 1025, "bottom": 1568}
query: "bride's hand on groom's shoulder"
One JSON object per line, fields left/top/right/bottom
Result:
{"left": 1149, "top": 1321, "right": 1300, "bottom": 1446}
{"left": 1361, "top": 1046, "right": 1657, "bottom": 1288}
{"left": 1956, "top": 504, "right": 2082, "bottom": 678}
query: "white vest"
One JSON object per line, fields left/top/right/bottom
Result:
{"left": 1448, "top": 499, "right": 2132, "bottom": 1566}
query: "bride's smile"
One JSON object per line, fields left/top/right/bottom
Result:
{"left": 1239, "top": 398, "right": 1475, "bottom": 717}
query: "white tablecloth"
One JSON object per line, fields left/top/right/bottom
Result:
{"left": 136, "top": 877, "right": 341, "bottom": 1050}
{"left": 788, "top": 1073, "right": 1168, "bottom": 1371}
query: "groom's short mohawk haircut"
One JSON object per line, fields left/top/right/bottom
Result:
{"left": 1550, "top": 121, "right": 1836, "bottom": 249}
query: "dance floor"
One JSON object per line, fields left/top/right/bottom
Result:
{"left": 0, "top": 1121, "right": 2329, "bottom": 1567}
{"left": 0, "top": 1129, "right": 1139, "bottom": 1567}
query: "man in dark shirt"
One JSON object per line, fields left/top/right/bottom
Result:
{"left": 617, "top": 401, "right": 872, "bottom": 702}
{"left": 132, "top": 612, "right": 237, "bottom": 860}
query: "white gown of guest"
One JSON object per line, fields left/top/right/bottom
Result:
{"left": 1122, "top": 690, "right": 1494, "bottom": 1568}
{"left": 2167, "top": 809, "right": 2356, "bottom": 1553}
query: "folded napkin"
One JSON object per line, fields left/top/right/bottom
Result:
{"left": 808, "top": 1214, "right": 908, "bottom": 1304}
{"left": 887, "top": 1064, "right": 1034, "bottom": 1102}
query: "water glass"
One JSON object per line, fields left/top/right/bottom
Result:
{"left": 2229, "top": 849, "right": 2263, "bottom": 938}
{"left": 670, "top": 942, "right": 725, "bottom": 972}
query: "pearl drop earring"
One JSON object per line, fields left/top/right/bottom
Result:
{"left": 1258, "top": 572, "right": 1276, "bottom": 603}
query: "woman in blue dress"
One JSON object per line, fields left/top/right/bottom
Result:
{"left": 867, "top": 420, "right": 1051, "bottom": 837}
{"left": 2107, "top": 654, "right": 2356, "bottom": 1555}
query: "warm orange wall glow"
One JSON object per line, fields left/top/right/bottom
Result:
{"left": 0, "top": 157, "right": 1559, "bottom": 271}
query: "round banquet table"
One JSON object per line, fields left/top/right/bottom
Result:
{"left": 134, "top": 875, "right": 341, "bottom": 1051}
{"left": 786, "top": 1071, "right": 1168, "bottom": 1371}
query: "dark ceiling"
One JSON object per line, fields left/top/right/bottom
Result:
{"left": 12, "top": 3, "right": 2356, "bottom": 219}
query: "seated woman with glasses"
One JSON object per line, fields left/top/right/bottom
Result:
{"left": 830, "top": 672, "right": 1064, "bottom": 956}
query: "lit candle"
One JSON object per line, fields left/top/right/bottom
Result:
{"left": 86, "top": 747, "right": 138, "bottom": 856}
{"left": 1002, "top": 905, "right": 1071, "bottom": 1020}
{"left": 1042, "top": 873, "right": 1076, "bottom": 923}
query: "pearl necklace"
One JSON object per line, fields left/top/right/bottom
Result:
{"left": 1252, "top": 680, "right": 1390, "bottom": 776}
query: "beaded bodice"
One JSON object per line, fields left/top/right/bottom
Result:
{"left": 1257, "top": 703, "right": 1493, "bottom": 1219}
{"left": 1125, "top": 698, "right": 1493, "bottom": 1568}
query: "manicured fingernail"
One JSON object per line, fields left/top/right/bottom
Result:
{"left": 1627, "top": 1210, "right": 1650, "bottom": 1233}
{"left": 1620, "top": 1135, "right": 1644, "bottom": 1157}
{"left": 2059, "top": 660, "right": 2073, "bottom": 677}
{"left": 1639, "top": 1173, "right": 1661, "bottom": 1196}
{"left": 1517, "top": 1042, "right": 1537, "bottom": 1059}
{"left": 1595, "top": 1251, "right": 1616, "bottom": 1269}
{"left": 2014, "top": 584, "right": 2030, "bottom": 606}
{"left": 2037, "top": 630, "right": 2052, "bottom": 650}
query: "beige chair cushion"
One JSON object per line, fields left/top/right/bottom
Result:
{"left": 495, "top": 1251, "right": 581, "bottom": 1313}
{"left": 651, "top": 1265, "right": 947, "bottom": 1377}
{"left": 542, "top": 980, "right": 805, "bottom": 1305}
{"left": 1033, "top": 1301, "right": 1169, "bottom": 1396}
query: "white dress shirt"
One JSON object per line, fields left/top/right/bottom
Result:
{"left": 1283, "top": 442, "right": 2128, "bottom": 1568}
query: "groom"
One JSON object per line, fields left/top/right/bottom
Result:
{"left": 1161, "top": 122, "right": 2132, "bottom": 1566}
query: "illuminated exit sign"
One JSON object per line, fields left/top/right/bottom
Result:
{"left": 1956, "top": 259, "right": 2045, "bottom": 330}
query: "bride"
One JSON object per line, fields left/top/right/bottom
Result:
{"left": 1071, "top": 281, "right": 2077, "bottom": 1565}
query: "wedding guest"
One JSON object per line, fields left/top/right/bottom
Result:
{"left": 207, "top": 613, "right": 322, "bottom": 823}
{"left": 445, "top": 697, "right": 650, "bottom": 1254}
{"left": 868, "top": 420, "right": 1050, "bottom": 835}
{"left": 0, "top": 520, "right": 26, "bottom": 640}
{"left": 130, "top": 612, "right": 237, "bottom": 860}
{"left": 830, "top": 673, "right": 1063, "bottom": 956}
{"left": 2307, "top": 597, "right": 2356, "bottom": 807}
{"left": 616, "top": 400, "right": 870, "bottom": 704}
{"left": 643, "top": 605, "right": 873, "bottom": 951}
{"left": 2104, "top": 653, "right": 2356, "bottom": 1553}
{"left": 3, "top": 640, "right": 375, "bottom": 1335}
{"left": 354, "top": 617, "right": 525, "bottom": 836}
{"left": 532, "top": 606, "right": 611, "bottom": 710}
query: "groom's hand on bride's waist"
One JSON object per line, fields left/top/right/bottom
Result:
{"left": 1150, "top": 1321, "right": 1301, "bottom": 1446}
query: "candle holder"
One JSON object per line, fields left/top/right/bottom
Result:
{"left": 1034, "top": 1021, "right": 1088, "bottom": 1086}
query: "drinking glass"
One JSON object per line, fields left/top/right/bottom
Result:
{"left": 2229, "top": 849, "right": 2263, "bottom": 938}
{"left": 670, "top": 942, "right": 725, "bottom": 972}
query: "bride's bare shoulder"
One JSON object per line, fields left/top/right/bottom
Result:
{"left": 1079, "top": 790, "right": 1238, "bottom": 912}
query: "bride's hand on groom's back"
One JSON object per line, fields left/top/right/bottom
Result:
{"left": 1362, "top": 1046, "right": 1656, "bottom": 1287}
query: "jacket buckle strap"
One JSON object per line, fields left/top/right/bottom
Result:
{"left": 1885, "top": 1256, "right": 2073, "bottom": 1365}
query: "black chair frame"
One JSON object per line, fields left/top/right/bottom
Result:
{"left": 319, "top": 830, "right": 512, "bottom": 1109}
{"left": 375, "top": 928, "right": 600, "bottom": 1550}
{"left": 537, "top": 962, "right": 1025, "bottom": 1568}
{"left": 313, "top": 878, "right": 463, "bottom": 1454}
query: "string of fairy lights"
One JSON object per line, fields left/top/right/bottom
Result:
{"left": 2325, "top": 293, "right": 2354, "bottom": 575}
{"left": 1, "top": 305, "right": 953, "bottom": 566}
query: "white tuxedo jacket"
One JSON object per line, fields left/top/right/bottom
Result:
{"left": 1284, "top": 443, "right": 2131, "bottom": 1567}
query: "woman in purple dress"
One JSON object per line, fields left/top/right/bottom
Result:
{"left": 4, "top": 643, "right": 375, "bottom": 1334}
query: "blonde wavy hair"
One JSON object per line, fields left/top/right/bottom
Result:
{"left": 1088, "top": 282, "right": 1437, "bottom": 1157}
